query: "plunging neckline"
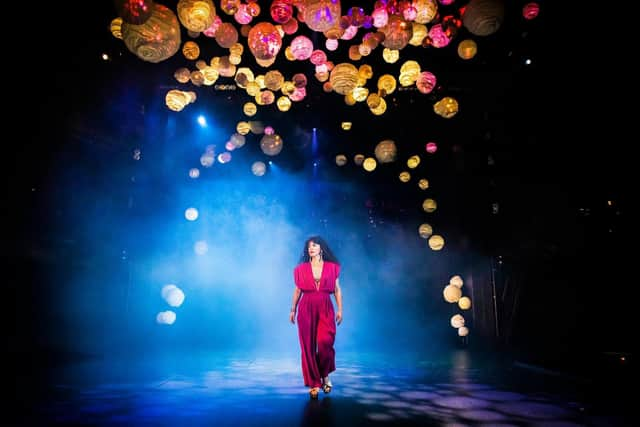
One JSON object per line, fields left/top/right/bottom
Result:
{"left": 310, "top": 261, "right": 324, "bottom": 291}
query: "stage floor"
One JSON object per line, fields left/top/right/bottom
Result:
{"left": 12, "top": 349, "right": 633, "bottom": 426}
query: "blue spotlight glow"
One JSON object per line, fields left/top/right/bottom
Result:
{"left": 312, "top": 127, "right": 318, "bottom": 156}
{"left": 268, "top": 160, "right": 273, "bottom": 165}
{"left": 197, "top": 115, "right": 207, "bottom": 127}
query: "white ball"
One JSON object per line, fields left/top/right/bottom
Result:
{"left": 449, "top": 275, "right": 463, "bottom": 288}
{"left": 165, "top": 287, "right": 185, "bottom": 307}
{"left": 161, "top": 284, "right": 177, "bottom": 300}
{"left": 156, "top": 310, "right": 176, "bottom": 325}
{"left": 185, "top": 207, "right": 199, "bottom": 221}
{"left": 194, "top": 240, "right": 208, "bottom": 255}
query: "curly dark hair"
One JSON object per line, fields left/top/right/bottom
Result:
{"left": 299, "top": 235, "right": 340, "bottom": 264}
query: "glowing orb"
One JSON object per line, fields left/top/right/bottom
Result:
{"left": 251, "top": 161, "right": 266, "bottom": 176}
{"left": 450, "top": 275, "right": 463, "bottom": 288}
{"left": 428, "top": 234, "right": 444, "bottom": 250}
{"left": 451, "top": 314, "right": 465, "bottom": 328}
{"left": 194, "top": 240, "right": 208, "bottom": 255}
{"left": 185, "top": 207, "right": 199, "bottom": 221}
{"left": 156, "top": 310, "right": 176, "bottom": 325}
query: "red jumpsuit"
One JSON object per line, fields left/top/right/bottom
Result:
{"left": 293, "top": 261, "right": 340, "bottom": 388}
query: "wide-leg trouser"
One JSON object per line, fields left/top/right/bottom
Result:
{"left": 297, "top": 293, "right": 336, "bottom": 388}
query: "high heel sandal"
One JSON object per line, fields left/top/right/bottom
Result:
{"left": 322, "top": 379, "right": 332, "bottom": 394}
{"left": 309, "top": 387, "right": 319, "bottom": 399}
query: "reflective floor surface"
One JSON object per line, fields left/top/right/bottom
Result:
{"left": 11, "top": 349, "right": 633, "bottom": 426}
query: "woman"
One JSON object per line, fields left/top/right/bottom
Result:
{"left": 290, "top": 235, "right": 343, "bottom": 399}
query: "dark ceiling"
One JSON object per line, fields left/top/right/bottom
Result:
{"left": 10, "top": 0, "right": 630, "bottom": 260}
{"left": 31, "top": 0, "right": 546, "bottom": 151}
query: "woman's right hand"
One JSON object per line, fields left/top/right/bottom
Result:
{"left": 289, "top": 311, "right": 296, "bottom": 324}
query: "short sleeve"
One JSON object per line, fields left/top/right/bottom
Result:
{"left": 293, "top": 265, "right": 301, "bottom": 289}
{"left": 334, "top": 263, "right": 341, "bottom": 279}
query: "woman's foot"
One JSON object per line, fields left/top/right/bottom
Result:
{"left": 309, "top": 387, "right": 320, "bottom": 399}
{"left": 322, "top": 377, "right": 332, "bottom": 393}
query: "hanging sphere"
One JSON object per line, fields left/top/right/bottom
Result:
{"left": 177, "top": 0, "right": 216, "bottom": 33}
{"left": 290, "top": 35, "right": 314, "bottom": 60}
{"left": 249, "top": 121, "right": 265, "bottom": 134}
{"left": 243, "top": 102, "right": 257, "bottom": 116}
{"left": 422, "top": 198, "right": 437, "bottom": 212}
{"left": 115, "top": 0, "right": 154, "bottom": 25}
{"left": 457, "top": 39, "right": 478, "bottom": 59}
{"left": 122, "top": 4, "right": 181, "bottom": 63}
{"left": 233, "top": 4, "right": 253, "bottom": 24}
{"left": 413, "top": 0, "right": 438, "bottom": 24}
{"left": 433, "top": 97, "right": 459, "bottom": 118}
{"left": 451, "top": 314, "right": 465, "bottom": 328}
{"left": 303, "top": 0, "right": 342, "bottom": 32}
{"left": 264, "top": 70, "right": 285, "bottom": 91}
{"left": 260, "top": 134, "right": 283, "bottom": 156}
{"left": 382, "top": 48, "right": 399, "bottom": 64}
{"left": 377, "top": 74, "right": 397, "bottom": 94}
{"left": 407, "top": 155, "right": 421, "bottom": 169}
{"left": 164, "top": 286, "right": 185, "bottom": 307}
{"left": 110, "top": 17, "right": 124, "bottom": 39}
{"left": 271, "top": 1, "right": 294, "bottom": 24}
{"left": 381, "top": 15, "right": 413, "bottom": 50}
{"left": 248, "top": 22, "right": 283, "bottom": 61}
{"left": 251, "top": 161, "right": 266, "bottom": 176}
{"left": 428, "top": 24, "right": 451, "bottom": 48}
{"left": 369, "top": 97, "right": 387, "bottom": 115}
{"left": 194, "top": 240, "right": 208, "bottom": 255}
{"left": 229, "top": 133, "right": 246, "bottom": 148}
{"left": 462, "top": 0, "right": 505, "bottom": 36}
{"left": 374, "top": 140, "right": 397, "bottom": 163}
{"left": 371, "top": 6, "right": 389, "bottom": 28}
{"left": 444, "top": 285, "right": 462, "bottom": 303}
{"left": 329, "top": 63, "right": 359, "bottom": 95}
{"left": 276, "top": 96, "right": 292, "bottom": 111}
{"left": 182, "top": 41, "right": 200, "bottom": 59}
{"left": 237, "top": 121, "right": 251, "bottom": 135}
{"left": 174, "top": 67, "right": 191, "bottom": 83}
{"left": 416, "top": 71, "right": 437, "bottom": 94}
{"left": 522, "top": 2, "right": 540, "bottom": 20}
{"left": 428, "top": 234, "right": 445, "bottom": 250}
{"left": 219, "top": 0, "right": 239, "bottom": 15}
{"left": 156, "top": 310, "right": 176, "bottom": 325}
{"left": 292, "top": 73, "right": 308, "bottom": 88}
{"left": 215, "top": 22, "right": 239, "bottom": 48}
{"left": 363, "top": 157, "right": 377, "bottom": 172}
{"left": 184, "top": 207, "right": 199, "bottom": 221}
{"left": 450, "top": 275, "right": 463, "bottom": 287}
{"left": 165, "top": 89, "right": 191, "bottom": 112}
{"left": 418, "top": 223, "right": 433, "bottom": 239}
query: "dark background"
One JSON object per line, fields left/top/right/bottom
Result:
{"left": 6, "top": 0, "right": 632, "bottom": 382}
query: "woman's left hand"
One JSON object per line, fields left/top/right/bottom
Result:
{"left": 336, "top": 311, "right": 342, "bottom": 325}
